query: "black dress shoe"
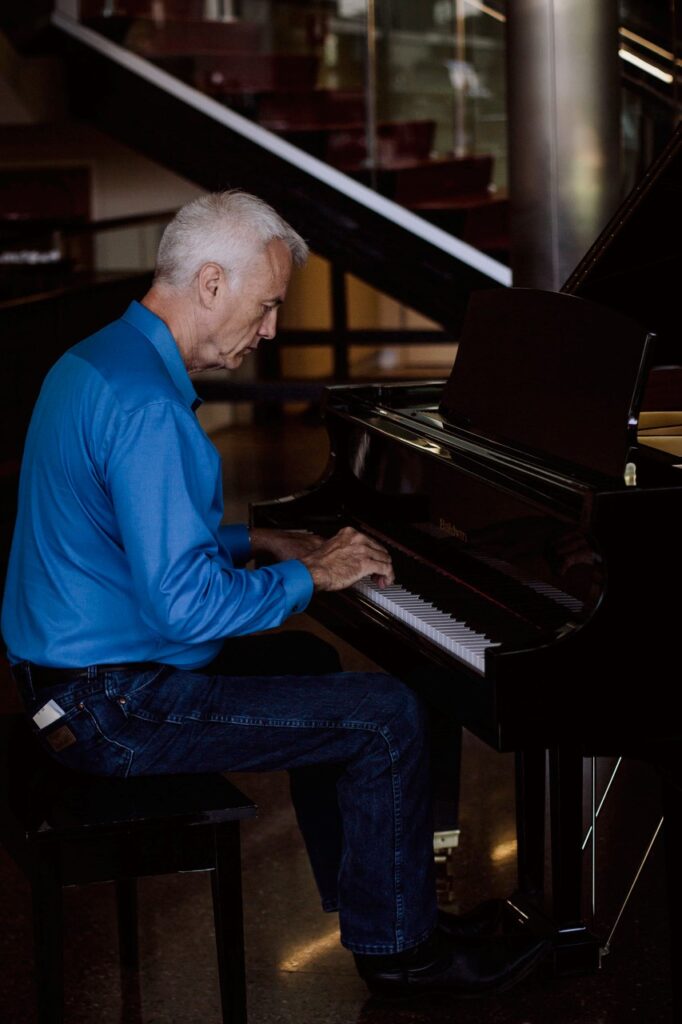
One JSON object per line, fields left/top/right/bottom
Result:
{"left": 437, "top": 898, "right": 504, "bottom": 939}
{"left": 354, "top": 930, "right": 550, "bottom": 997}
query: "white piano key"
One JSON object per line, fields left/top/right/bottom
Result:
{"left": 353, "top": 578, "right": 499, "bottom": 674}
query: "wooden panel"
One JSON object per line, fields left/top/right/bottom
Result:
{"left": 0, "top": 166, "right": 91, "bottom": 222}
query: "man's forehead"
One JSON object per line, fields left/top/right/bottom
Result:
{"left": 218, "top": 238, "right": 291, "bottom": 298}
{"left": 257, "top": 238, "right": 292, "bottom": 288}
{"left": 264, "top": 237, "right": 292, "bottom": 269}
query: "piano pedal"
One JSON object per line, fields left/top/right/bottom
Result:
{"left": 433, "top": 829, "right": 461, "bottom": 904}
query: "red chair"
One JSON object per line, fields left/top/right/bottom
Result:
{"left": 325, "top": 120, "right": 436, "bottom": 172}
{"left": 391, "top": 154, "right": 494, "bottom": 206}
{"left": 80, "top": 1, "right": 206, "bottom": 18}
{"left": 257, "top": 90, "right": 364, "bottom": 131}
{"left": 195, "top": 53, "right": 319, "bottom": 96}
{"left": 128, "top": 18, "right": 262, "bottom": 57}
{"left": 461, "top": 194, "right": 510, "bottom": 256}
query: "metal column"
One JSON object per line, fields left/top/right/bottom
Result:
{"left": 507, "top": 0, "right": 621, "bottom": 289}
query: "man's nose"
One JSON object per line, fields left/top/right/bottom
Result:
{"left": 258, "top": 308, "right": 278, "bottom": 340}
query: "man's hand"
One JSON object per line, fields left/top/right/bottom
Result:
{"left": 250, "top": 527, "right": 326, "bottom": 563}
{"left": 300, "top": 527, "right": 395, "bottom": 592}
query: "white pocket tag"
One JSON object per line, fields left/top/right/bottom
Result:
{"left": 33, "top": 699, "right": 67, "bottom": 731}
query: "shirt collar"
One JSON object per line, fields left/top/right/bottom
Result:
{"left": 121, "top": 300, "right": 201, "bottom": 410}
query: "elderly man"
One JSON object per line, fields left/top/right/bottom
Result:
{"left": 2, "top": 191, "right": 545, "bottom": 996}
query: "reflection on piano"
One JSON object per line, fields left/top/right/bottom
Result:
{"left": 252, "top": 122, "right": 682, "bottom": 971}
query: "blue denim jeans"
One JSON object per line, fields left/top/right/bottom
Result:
{"left": 13, "top": 631, "right": 437, "bottom": 954}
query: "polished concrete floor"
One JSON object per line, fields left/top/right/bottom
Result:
{"left": 0, "top": 413, "right": 674, "bottom": 1023}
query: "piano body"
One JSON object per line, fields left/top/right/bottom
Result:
{"left": 251, "top": 124, "right": 682, "bottom": 968}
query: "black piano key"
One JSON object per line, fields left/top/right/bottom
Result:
{"left": 377, "top": 531, "right": 578, "bottom": 628}
{"left": 384, "top": 546, "right": 541, "bottom": 645}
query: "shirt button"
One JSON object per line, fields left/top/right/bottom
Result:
{"left": 117, "top": 696, "right": 127, "bottom": 705}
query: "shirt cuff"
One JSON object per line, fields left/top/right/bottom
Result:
{"left": 269, "top": 559, "right": 314, "bottom": 615}
{"left": 218, "top": 524, "right": 252, "bottom": 566}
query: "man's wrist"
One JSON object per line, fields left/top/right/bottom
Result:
{"left": 300, "top": 557, "right": 325, "bottom": 591}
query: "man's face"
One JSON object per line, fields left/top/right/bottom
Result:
{"left": 193, "top": 238, "right": 292, "bottom": 372}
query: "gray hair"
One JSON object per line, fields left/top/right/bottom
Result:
{"left": 154, "top": 190, "right": 308, "bottom": 289}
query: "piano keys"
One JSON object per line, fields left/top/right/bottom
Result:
{"left": 353, "top": 577, "right": 499, "bottom": 674}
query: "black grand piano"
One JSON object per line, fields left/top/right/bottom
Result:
{"left": 252, "top": 123, "right": 682, "bottom": 970}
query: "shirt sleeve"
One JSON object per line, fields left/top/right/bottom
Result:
{"left": 105, "top": 401, "right": 313, "bottom": 644}
{"left": 218, "top": 524, "right": 252, "bottom": 567}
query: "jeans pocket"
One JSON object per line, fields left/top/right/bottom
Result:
{"left": 105, "top": 665, "right": 171, "bottom": 720}
{"left": 39, "top": 698, "right": 134, "bottom": 778}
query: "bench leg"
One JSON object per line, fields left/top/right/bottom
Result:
{"left": 115, "top": 877, "right": 140, "bottom": 970}
{"left": 211, "top": 823, "right": 247, "bottom": 1024}
{"left": 115, "top": 877, "right": 144, "bottom": 1023}
{"left": 31, "top": 849, "right": 64, "bottom": 1024}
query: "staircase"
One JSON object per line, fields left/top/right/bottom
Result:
{"left": 49, "top": 8, "right": 510, "bottom": 337}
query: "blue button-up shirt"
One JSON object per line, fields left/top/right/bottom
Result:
{"left": 1, "top": 301, "right": 313, "bottom": 668}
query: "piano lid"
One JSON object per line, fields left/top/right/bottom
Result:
{"left": 562, "top": 121, "right": 682, "bottom": 364}
{"left": 438, "top": 288, "right": 653, "bottom": 480}
{"left": 439, "top": 125, "right": 682, "bottom": 477}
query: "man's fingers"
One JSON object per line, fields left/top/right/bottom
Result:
{"left": 362, "top": 552, "right": 395, "bottom": 586}
{"left": 356, "top": 546, "right": 392, "bottom": 572}
{"left": 363, "top": 538, "right": 391, "bottom": 559}
{"left": 334, "top": 527, "right": 388, "bottom": 549}
{"left": 333, "top": 528, "right": 391, "bottom": 560}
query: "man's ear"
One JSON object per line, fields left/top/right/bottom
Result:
{"left": 197, "top": 262, "right": 224, "bottom": 307}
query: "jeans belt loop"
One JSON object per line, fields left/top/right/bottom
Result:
{"left": 21, "top": 662, "right": 36, "bottom": 704}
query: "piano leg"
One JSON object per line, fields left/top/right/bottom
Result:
{"left": 549, "top": 746, "right": 583, "bottom": 923}
{"left": 515, "top": 748, "right": 545, "bottom": 899}
{"left": 548, "top": 746, "right": 601, "bottom": 974}
{"left": 661, "top": 771, "right": 682, "bottom": 1021}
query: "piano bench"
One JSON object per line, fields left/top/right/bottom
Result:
{"left": 0, "top": 713, "right": 257, "bottom": 1024}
